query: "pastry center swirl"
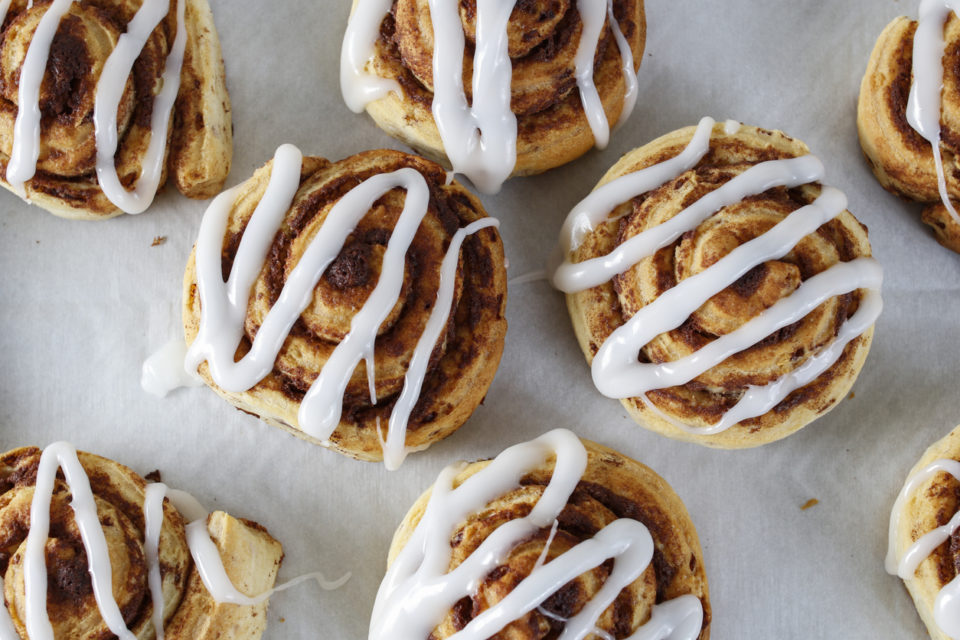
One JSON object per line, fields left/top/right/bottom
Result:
{"left": 240, "top": 161, "right": 465, "bottom": 405}
{"left": 612, "top": 163, "right": 858, "bottom": 392}
{"left": 0, "top": 0, "right": 169, "bottom": 180}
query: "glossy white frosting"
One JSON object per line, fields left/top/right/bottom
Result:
{"left": 143, "top": 483, "right": 169, "bottom": 639}
{"left": 0, "top": 442, "right": 347, "bottom": 639}
{"left": 909, "top": 0, "right": 960, "bottom": 225}
{"left": 94, "top": 0, "right": 186, "bottom": 214}
{"left": 340, "top": 0, "right": 639, "bottom": 194}
{"left": 141, "top": 338, "right": 203, "bottom": 398}
{"left": 2, "top": 0, "right": 185, "bottom": 212}
{"left": 368, "top": 428, "right": 703, "bottom": 640}
{"left": 169, "top": 144, "right": 498, "bottom": 468}
{"left": 551, "top": 118, "right": 884, "bottom": 435}
{"left": 888, "top": 457, "right": 960, "bottom": 638}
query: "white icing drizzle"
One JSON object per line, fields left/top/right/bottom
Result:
{"left": 723, "top": 119, "right": 741, "bottom": 135}
{"left": 141, "top": 338, "right": 203, "bottom": 398}
{"left": 888, "top": 458, "right": 960, "bottom": 638}
{"left": 383, "top": 216, "right": 499, "bottom": 470}
{"left": 23, "top": 442, "right": 137, "bottom": 640}
{"left": 5, "top": 0, "right": 74, "bottom": 196}
{"left": 182, "top": 144, "right": 500, "bottom": 468}
{"left": 340, "top": 0, "right": 639, "bottom": 194}
{"left": 909, "top": 0, "right": 960, "bottom": 225}
{"left": 183, "top": 519, "right": 351, "bottom": 606}
{"left": 368, "top": 428, "right": 703, "bottom": 640}
{"left": 425, "top": 0, "right": 517, "bottom": 194}
{"left": 0, "top": 443, "right": 349, "bottom": 639}
{"left": 94, "top": 0, "right": 186, "bottom": 214}
{"left": 556, "top": 117, "right": 715, "bottom": 256}
{"left": 508, "top": 269, "right": 548, "bottom": 286}
{"left": 3, "top": 0, "right": 186, "bottom": 212}
{"left": 340, "top": 0, "right": 403, "bottom": 112}
{"left": 143, "top": 483, "right": 169, "bottom": 640}
{"left": 551, "top": 118, "right": 884, "bottom": 434}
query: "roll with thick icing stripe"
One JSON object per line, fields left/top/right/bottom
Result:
{"left": 0, "top": 443, "right": 282, "bottom": 640}
{"left": 888, "top": 425, "right": 960, "bottom": 640}
{"left": 370, "top": 429, "right": 709, "bottom": 639}
{"left": 553, "top": 119, "right": 882, "bottom": 448}
{"left": 0, "top": 0, "right": 231, "bottom": 219}
{"left": 341, "top": 0, "right": 645, "bottom": 194}
{"left": 179, "top": 147, "right": 507, "bottom": 468}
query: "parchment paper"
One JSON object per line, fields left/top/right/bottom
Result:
{"left": 1, "top": 1, "right": 958, "bottom": 637}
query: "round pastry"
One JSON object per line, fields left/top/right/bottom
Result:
{"left": 0, "top": 442, "right": 282, "bottom": 639}
{"left": 341, "top": 0, "right": 645, "bottom": 194}
{"left": 0, "top": 0, "right": 231, "bottom": 219}
{"left": 370, "top": 428, "right": 710, "bottom": 639}
{"left": 180, "top": 145, "right": 507, "bottom": 468}
{"left": 887, "top": 424, "right": 960, "bottom": 640}
{"left": 858, "top": 3, "right": 960, "bottom": 252}
{"left": 552, "top": 118, "right": 883, "bottom": 448}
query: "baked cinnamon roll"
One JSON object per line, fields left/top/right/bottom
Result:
{"left": 552, "top": 119, "right": 882, "bottom": 448}
{"left": 0, "top": 443, "right": 282, "bottom": 639}
{"left": 176, "top": 146, "right": 507, "bottom": 468}
{"left": 888, "top": 425, "right": 960, "bottom": 640}
{"left": 341, "top": 0, "right": 645, "bottom": 193}
{"left": 0, "top": 0, "right": 231, "bottom": 219}
{"left": 370, "top": 428, "right": 710, "bottom": 639}
{"left": 858, "top": 2, "right": 960, "bottom": 252}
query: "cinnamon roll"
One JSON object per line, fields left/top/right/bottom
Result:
{"left": 858, "top": 2, "right": 960, "bottom": 253}
{"left": 552, "top": 118, "right": 883, "bottom": 448}
{"left": 887, "top": 425, "right": 960, "bottom": 640}
{"left": 0, "top": 443, "right": 282, "bottom": 639}
{"left": 0, "top": 0, "right": 231, "bottom": 220}
{"left": 341, "top": 0, "right": 645, "bottom": 194}
{"left": 177, "top": 146, "right": 507, "bottom": 468}
{"left": 370, "top": 428, "right": 710, "bottom": 640}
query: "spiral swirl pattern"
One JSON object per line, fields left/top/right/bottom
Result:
{"left": 182, "top": 149, "right": 508, "bottom": 463}
{"left": 0, "top": 445, "right": 283, "bottom": 640}
{"left": 564, "top": 122, "right": 877, "bottom": 448}
{"left": 858, "top": 10, "right": 960, "bottom": 252}
{"left": 379, "top": 433, "right": 710, "bottom": 639}
{"left": 347, "top": 0, "right": 645, "bottom": 183}
{"left": 0, "top": 0, "right": 230, "bottom": 219}
{"left": 888, "top": 426, "right": 960, "bottom": 640}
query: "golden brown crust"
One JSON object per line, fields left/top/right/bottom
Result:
{"left": 388, "top": 438, "right": 710, "bottom": 639}
{"left": 170, "top": 0, "right": 231, "bottom": 200}
{"left": 890, "top": 425, "right": 960, "bottom": 640}
{"left": 858, "top": 14, "right": 960, "bottom": 252}
{"left": 0, "top": 446, "right": 282, "bottom": 640}
{"left": 355, "top": 0, "right": 645, "bottom": 180}
{"left": 0, "top": 0, "right": 231, "bottom": 220}
{"left": 565, "top": 122, "right": 876, "bottom": 448}
{"left": 182, "top": 148, "right": 508, "bottom": 463}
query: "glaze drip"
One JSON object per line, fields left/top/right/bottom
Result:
{"left": 908, "top": 0, "right": 960, "bottom": 225}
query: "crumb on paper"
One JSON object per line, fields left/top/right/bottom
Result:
{"left": 144, "top": 470, "right": 162, "bottom": 483}
{"left": 151, "top": 235, "right": 167, "bottom": 247}
{"left": 800, "top": 498, "right": 819, "bottom": 511}
{"left": 279, "top": 618, "right": 285, "bottom": 624}
{"left": 848, "top": 391, "right": 855, "bottom": 399}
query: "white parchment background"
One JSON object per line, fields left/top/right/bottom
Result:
{"left": 1, "top": 0, "right": 959, "bottom": 637}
